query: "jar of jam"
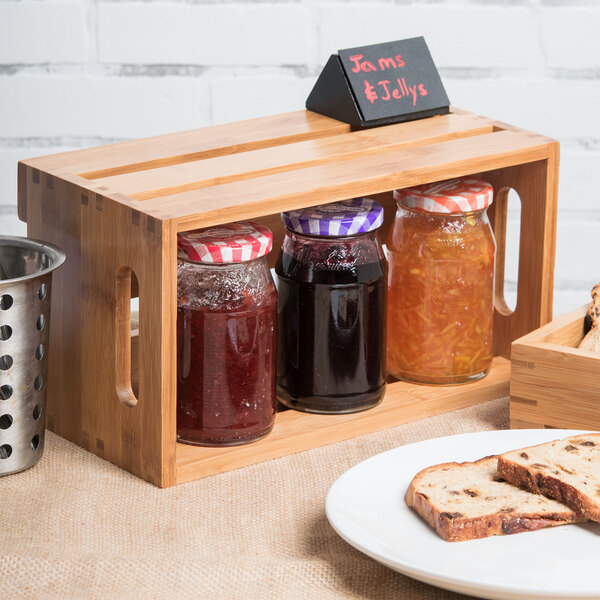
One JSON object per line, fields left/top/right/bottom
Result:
{"left": 387, "top": 178, "right": 496, "bottom": 385}
{"left": 275, "top": 198, "right": 387, "bottom": 414}
{"left": 177, "top": 221, "right": 277, "bottom": 446}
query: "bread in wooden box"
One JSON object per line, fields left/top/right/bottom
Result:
{"left": 579, "top": 283, "right": 600, "bottom": 352}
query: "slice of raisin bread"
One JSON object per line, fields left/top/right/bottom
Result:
{"left": 579, "top": 283, "right": 600, "bottom": 352}
{"left": 497, "top": 433, "right": 600, "bottom": 523}
{"left": 406, "top": 456, "right": 583, "bottom": 542}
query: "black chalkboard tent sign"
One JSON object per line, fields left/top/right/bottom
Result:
{"left": 306, "top": 37, "right": 450, "bottom": 128}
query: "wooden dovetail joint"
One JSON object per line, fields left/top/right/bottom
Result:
{"left": 512, "top": 359, "right": 536, "bottom": 370}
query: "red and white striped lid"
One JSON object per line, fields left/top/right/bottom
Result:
{"left": 177, "top": 221, "right": 273, "bottom": 264}
{"left": 394, "top": 178, "right": 493, "bottom": 214}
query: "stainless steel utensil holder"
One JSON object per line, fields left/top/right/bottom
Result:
{"left": 0, "top": 236, "right": 65, "bottom": 476}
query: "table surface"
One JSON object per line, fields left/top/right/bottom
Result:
{"left": 0, "top": 397, "right": 509, "bottom": 600}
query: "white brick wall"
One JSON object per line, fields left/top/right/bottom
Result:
{"left": 98, "top": 4, "right": 313, "bottom": 66}
{"left": 211, "top": 75, "right": 314, "bottom": 124}
{"left": 541, "top": 7, "right": 600, "bottom": 69}
{"left": 445, "top": 78, "right": 600, "bottom": 141}
{"left": 0, "top": 1, "right": 88, "bottom": 64}
{"left": 0, "top": 0, "right": 598, "bottom": 317}
{"left": 319, "top": 5, "right": 542, "bottom": 68}
{"left": 0, "top": 75, "right": 208, "bottom": 138}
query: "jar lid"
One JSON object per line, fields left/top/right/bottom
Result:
{"left": 281, "top": 198, "right": 384, "bottom": 236}
{"left": 177, "top": 221, "right": 273, "bottom": 264}
{"left": 394, "top": 178, "right": 493, "bottom": 214}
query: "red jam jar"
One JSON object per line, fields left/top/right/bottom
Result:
{"left": 176, "top": 221, "right": 277, "bottom": 446}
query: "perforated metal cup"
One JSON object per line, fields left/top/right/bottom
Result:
{"left": 0, "top": 236, "right": 65, "bottom": 477}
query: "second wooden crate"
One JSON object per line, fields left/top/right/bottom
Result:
{"left": 511, "top": 306, "right": 600, "bottom": 430}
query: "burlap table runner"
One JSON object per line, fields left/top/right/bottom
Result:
{"left": 0, "top": 397, "right": 509, "bottom": 600}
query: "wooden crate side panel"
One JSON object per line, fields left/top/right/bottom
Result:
{"left": 510, "top": 342, "right": 600, "bottom": 430}
{"left": 19, "top": 165, "right": 84, "bottom": 445}
{"left": 484, "top": 153, "right": 559, "bottom": 358}
{"left": 78, "top": 190, "right": 177, "bottom": 487}
{"left": 20, "top": 167, "right": 177, "bottom": 487}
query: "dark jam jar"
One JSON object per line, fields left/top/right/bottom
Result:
{"left": 177, "top": 221, "right": 277, "bottom": 446}
{"left": 276, "top": 198, "right": 386, "bottom": 414}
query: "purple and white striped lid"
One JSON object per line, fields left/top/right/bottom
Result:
{"left": 281, "top": 198, "right": 384, "bottom": 237}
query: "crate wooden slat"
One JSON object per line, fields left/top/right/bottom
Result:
{"left": 89, "top": 112, "right": 494, "bottom": 200}
{"left": 133, "top": 129, "right": 551, "bottom": 228}
{"left": 17, "top": 108, "right": 558, "bottom": 487}
{"left": 30, "top": 111, "right": 350, "bottom": 179}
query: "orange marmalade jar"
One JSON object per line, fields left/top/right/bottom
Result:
{"left": 386, "top": 178, "right": 496, "bottom": 385}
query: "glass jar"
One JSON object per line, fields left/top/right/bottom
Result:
{"left": 176, "top": 221, "right": 277, "bottom": 446}
{"left": 275, "top": 198, "right": 387, "bottom": 414}
{"left": 386, "top": 178, "right": 496, "bottom": 385}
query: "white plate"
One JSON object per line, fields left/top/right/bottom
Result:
{"left": 326, "top": 429, "right": 600, "bottom": 600}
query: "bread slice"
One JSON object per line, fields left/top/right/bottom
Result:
{"left": 497, "top": 433, "right": 600, "bottom": 523}
{"left": 579, "top": 327, "right": 600, "bottom": 353}
{"left": 405, "top": 456, "right": 583, "bottom": 542}
{"left": 579, "top": 283, "right": 600, "bottom": 352}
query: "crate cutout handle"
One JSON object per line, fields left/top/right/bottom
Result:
{"left": 493, "top": 186, "right": 521, "bottom": 316}
{"left": 115, "top": 266, "right": 139, "bottom": 408}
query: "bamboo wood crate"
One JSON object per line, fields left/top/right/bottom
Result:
{"left": 17, "top": 108, "right": 559, "bottom": 487}
{"left": 511, "top": 306, "right": 600, "bottom": 430}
